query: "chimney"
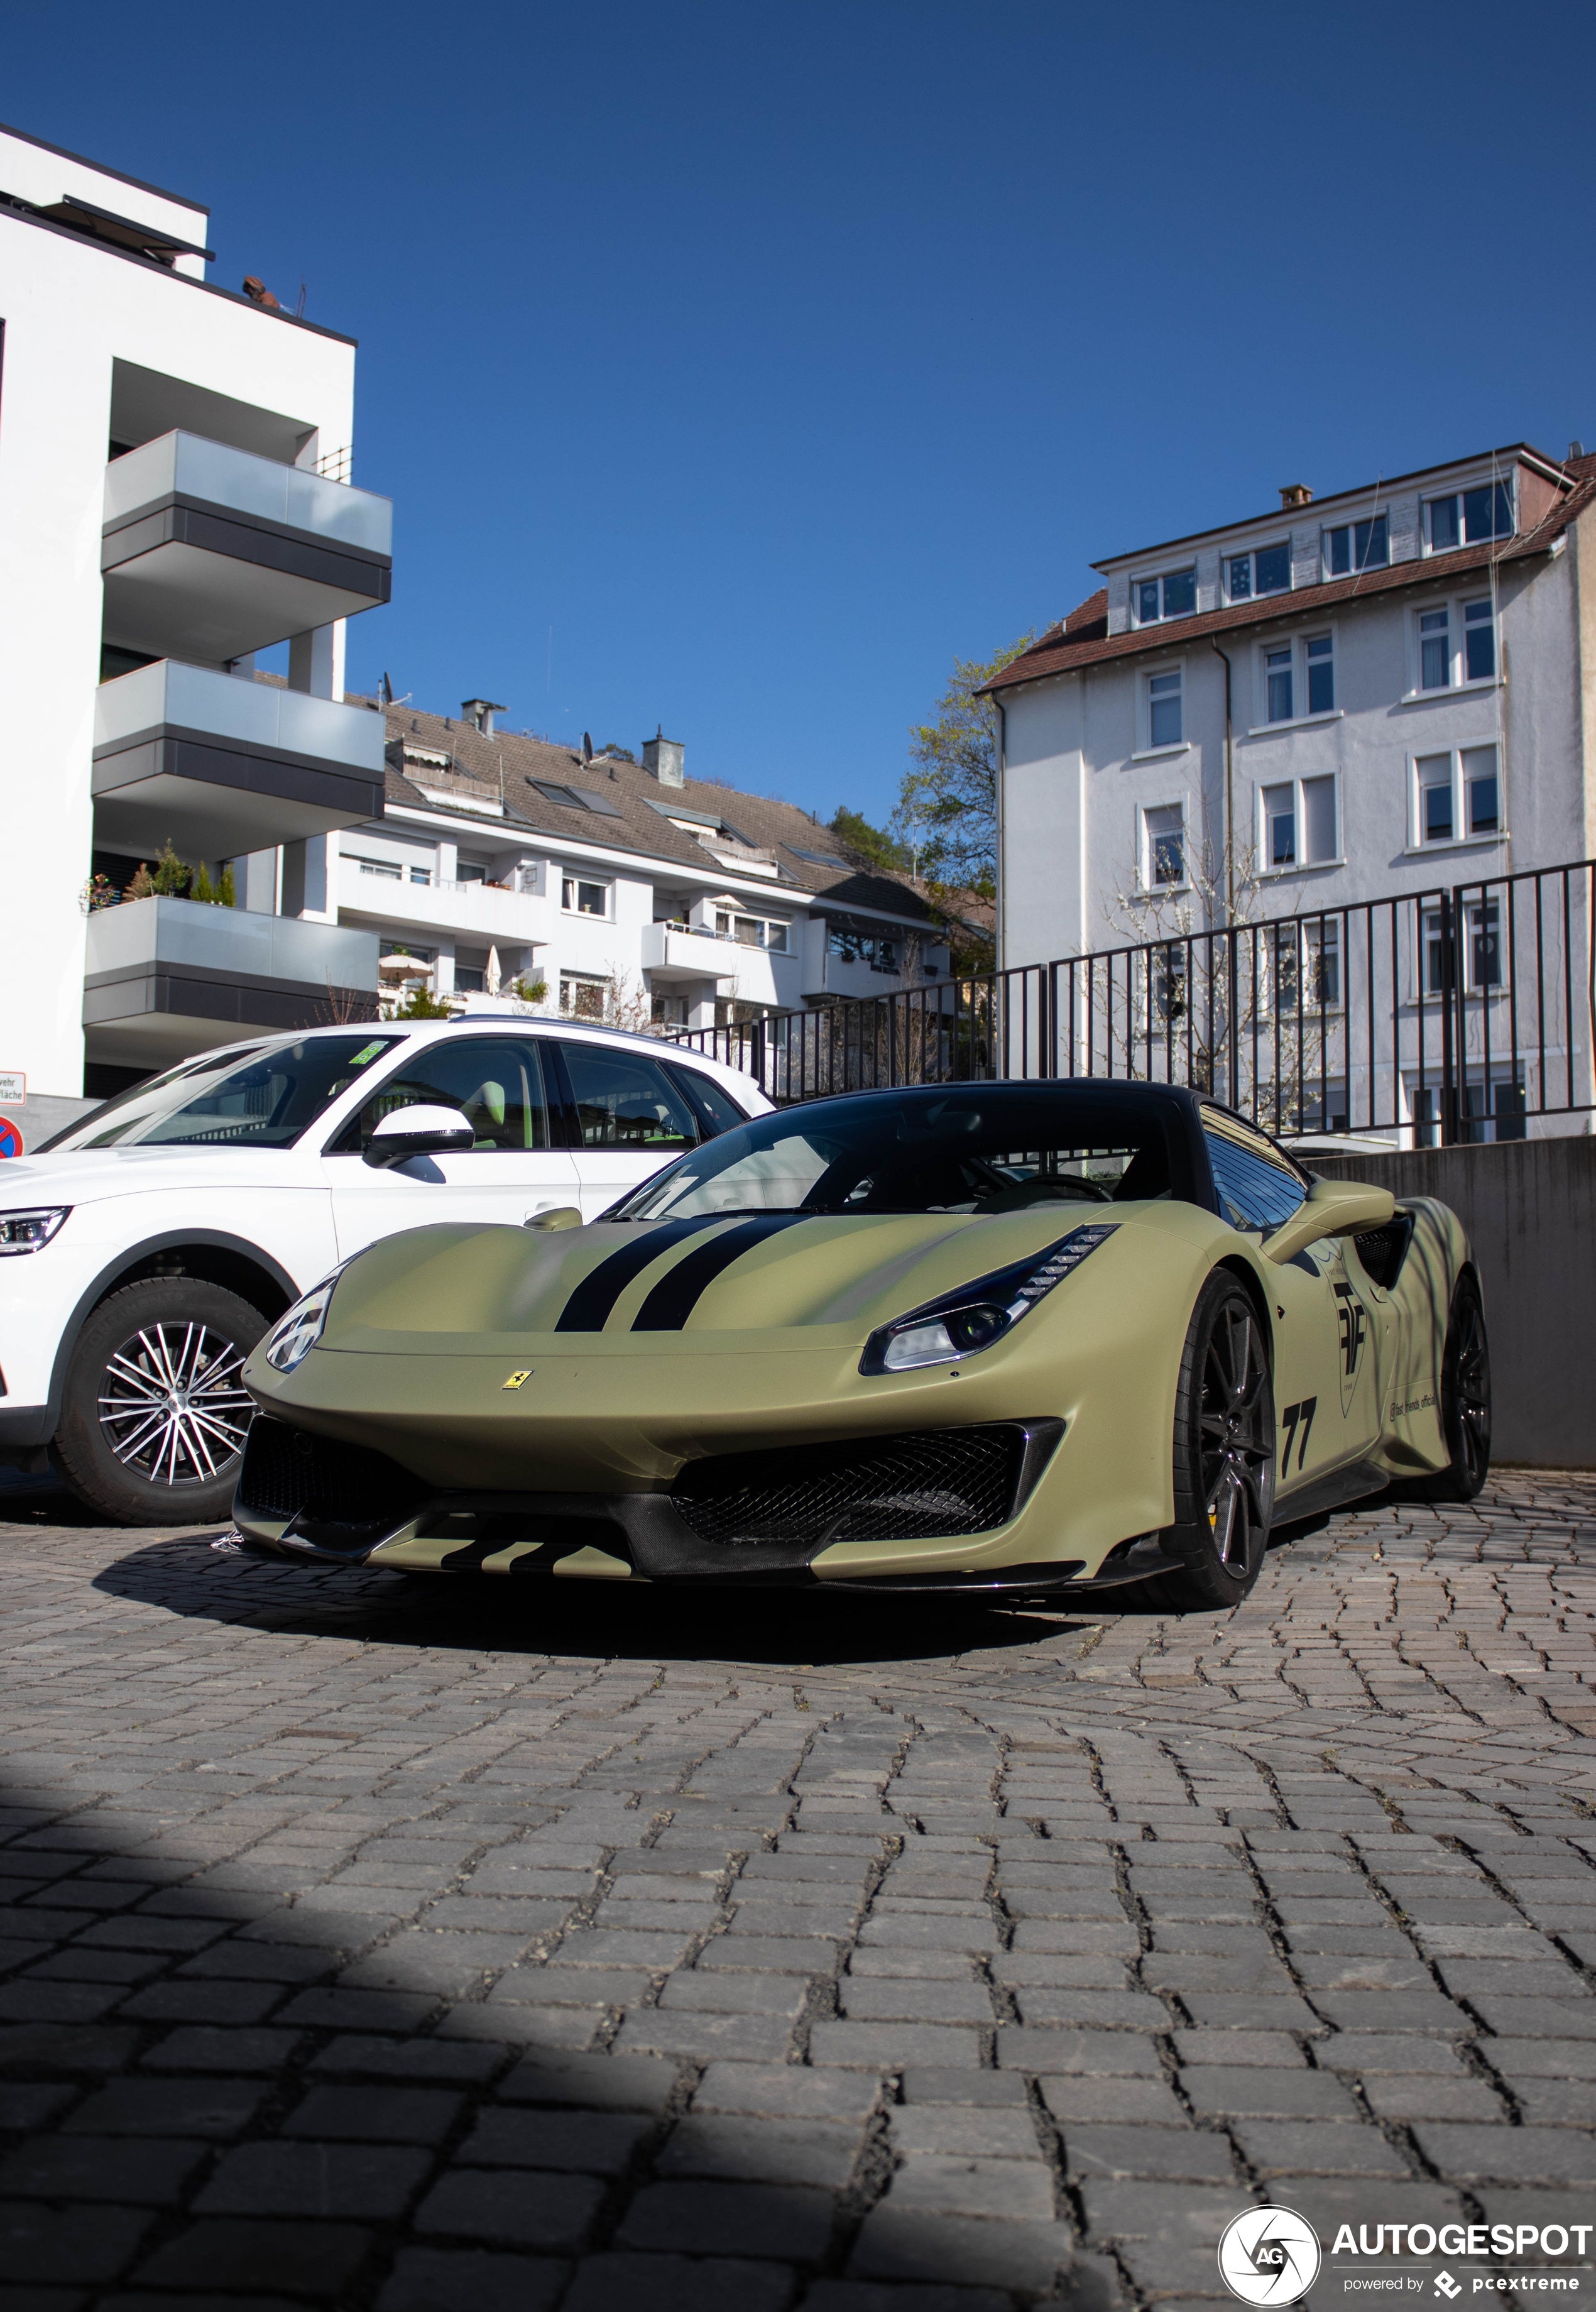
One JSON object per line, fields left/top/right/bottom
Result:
{"left": 643, "top": 723, "right": 685, "bottom": 788}
{"left": 1279, "top": 484, "right": 1313, "bottom": 510}
{"left": 1569, "top": 441, "right": 1586, "bottom": 463}
{"left": 461, "top": 698, "right": 506, "bottom": 737}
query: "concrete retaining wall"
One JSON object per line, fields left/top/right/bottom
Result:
{"left": 1313, "top": 1134, "right": 1596, "bottom": 1469}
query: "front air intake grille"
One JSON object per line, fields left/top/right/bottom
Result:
{"left": 236, "top": 1415, "right": 426, "bottom": 1533}
{"left": 670, "top": 1424, "right": 1027, "bottom": 1551}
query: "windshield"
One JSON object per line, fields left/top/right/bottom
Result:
{"left": 48, "top": 1035, "right": 403, "bottom": 1152}
{"left": 608, "top": 1088, "right": 1189, "bottom": 1220}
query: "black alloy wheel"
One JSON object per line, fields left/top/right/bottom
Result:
{"left": 1148, "top": 1271, "right": 1276, "bottom": 1613}
{"left": 54, "top": 1278, "right": 266, "bottom": 1526}
{"left": 1419, "top": 1275, "right": 1491, "bottom": 1502}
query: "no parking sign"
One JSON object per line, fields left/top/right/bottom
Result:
{"left": 0, "top": 1114, "right": 23, "bottom": 1159}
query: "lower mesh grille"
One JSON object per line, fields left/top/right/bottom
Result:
{"left": 670, "top": 1425, "right": 1025, "bottom": 1550}
{"left": 236, "top": 1415, "right": 426, "bottom": 1533}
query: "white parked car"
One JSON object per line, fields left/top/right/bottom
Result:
{"left": 0, "top": 1019, "right": 770, "bottom": 1526}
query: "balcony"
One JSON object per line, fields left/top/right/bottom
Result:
{"left": 641, "top": 922, "right": 799, "bottom": 1007}
{"left": 336, "top": 860, "right": 547, "bottom": 945}
{"left": 102, "top": 431, "right": 393, "bottom": 664}
{"left": 83, "top": 896, "right": 379, "bottom": 1071}
{"left": 94, "top": 661, "right": 387, "bottom": 862}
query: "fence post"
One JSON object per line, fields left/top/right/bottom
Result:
{"left": 1440, "top": 889, "right": 1460, "bottom": 1145}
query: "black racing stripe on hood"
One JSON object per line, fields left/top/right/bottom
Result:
{"left": 631, "top": 1214, "right": 809, "bottom": 1332}
{"left": 554, "top": 1216, "right": 728, "bottom": 1334}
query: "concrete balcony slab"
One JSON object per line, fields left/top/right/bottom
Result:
{"left": 102, "top": 432, "right": 392, "bottom": 663}
{"left": 83, "top": 895, "right": 378, "bottom": 1071}
{"left": 94, "top": 662, "right": 386, "bottom": 863}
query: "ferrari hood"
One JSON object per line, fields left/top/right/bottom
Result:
{"left": 314, "top": 1206, "right": 1147, "bottom": 1356}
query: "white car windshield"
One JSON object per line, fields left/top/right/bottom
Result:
{"left": 609, "top": 1088, "right": 1188, "bottom": 1218}
{"left": 47, "top": 1035, "right": 404, "bottom": 1152}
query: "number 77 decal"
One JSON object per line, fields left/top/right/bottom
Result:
{"left": 1279, "top": 1397, "right": 1317, "bottom": 1476}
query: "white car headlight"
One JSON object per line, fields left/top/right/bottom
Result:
{"left": 0, "top": 1207, "right": 71, "bottom": 1256}
{"left": 263, "top": 1270, "right": 346, "bottom": 1374}
{"left": 860, "top": 1223, "right": 1118, "bottom": 1374}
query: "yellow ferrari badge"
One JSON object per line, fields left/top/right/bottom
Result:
{"left": 502, "top": 1371, "right": 533, "bottom": 1391}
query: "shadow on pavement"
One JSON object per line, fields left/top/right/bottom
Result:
{"left": 91, "top": 1532, "right": 1107, "bottom": 1671}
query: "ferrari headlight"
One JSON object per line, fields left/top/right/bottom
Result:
{"left": 0, "top": 1207, "right": 70, "bottom": 1255}
{"left": 263, "top": 1269, "right": 346, "bottom": 1374}
{"left": 861, "top": 1224, "right": 1118, "bottom": 1376}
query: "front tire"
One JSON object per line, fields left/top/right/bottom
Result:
{"left": 1147, "top": 1272, "right": 1276, "bottom": 1614}
{"left": 1416, "top": 1275, "right": 1490, "bottom": 1503}
{"left": 54, "top": 1279, "right": 265, "bottom": 1526}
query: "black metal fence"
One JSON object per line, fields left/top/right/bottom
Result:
{"left": 669, "top": 859, "right": 1596, "bottom": 1146}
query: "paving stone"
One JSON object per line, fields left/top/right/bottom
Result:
{"left": 888, "top": 2107, "right": 1041, "bottom": 2156}
{"left": 415, "top": 2166, "right": 604, "bottom": 2249}
{"left": 1411, "top": 2124, "right": 1596, "bottom": 2184}
{"left": 658, "top": 2114, "right": 861, "bottom": 2186}
{"left": 195, "top": 2141, "right": 430, "bottom": 2219}
{"left": 899, "top": 2068, "right": 1029, "bottom": 2105}
{"left": 1063, "top": 2125, "right": 1234, "bottom": 2181}
{"left": 560, "top": 2251, "right": 797, "bottom": 2312}
{"left": 132, "top": 2218, "right": 371, "bottom": 2294}
{"left": 141, "top": 2027, "right": 303, "bottom": 2073}
{"left": 847, "top": 2206, "right": 1092, "bottom": 2293}
{"left": 1179, "top": 2066, "right": 1360, "bottom": 2118}
{"left": 692, "top": 2063, "right": 883, "bottom": 2118}
{"left": 618, "top": 2178, "right": 833, "bottom": 2259}
{"left": 459, "top": 2108, "right": 650, "bottom": 2172}
{"left": 1231, "top": 2120, "right": 1413, "bottom": 2175}
{"left": 376, "top": 2246, "right": 567, "bottom": 2312}
{"left": 838, "top": 1978, "right": 993, "bottom": 2022}
{"left": 0, "top": 2201, "right": 155, "bottom": 2284}
{"left": 283, "top": 2085, "right": 462, "bottom": 2142}
{"left": 885, "top": 2151, "right": 1056, "bottom": 2218}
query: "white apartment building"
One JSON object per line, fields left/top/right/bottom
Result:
{"left": 988, "top": 441, "right": 1596, "bottom": 1138}
{"left": 0, "top": 120, "right": 391, "bottom": 1140}
{"left": 325, "top": 705, "right": 949, "bottom": 1029}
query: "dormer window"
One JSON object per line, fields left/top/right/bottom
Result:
{"left": 1227, "top": 542, "right": 1291, "bottom": 602}
{"left": 1426, "top": 482, "right": 1512, "bottom": 552}
{"left": 1135, "top": 567, "right": 1196, "bottom": 624}
{"left": 1323, "top": 515, "right": 1388, "bottom": 577}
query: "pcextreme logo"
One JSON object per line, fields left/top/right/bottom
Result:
{"left": 1220, "top": 2207, "right": 1323, "bottom": 2304}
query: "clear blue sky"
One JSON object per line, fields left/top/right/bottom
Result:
{"left": 9, "top": 1, "right": 1595, "bottom": 827}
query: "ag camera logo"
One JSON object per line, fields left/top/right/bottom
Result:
{"left": 1220, "top": 2206, "right": 1323, "bottom": 2306}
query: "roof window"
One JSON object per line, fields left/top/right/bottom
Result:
{"left": 1135, "top": 567, "right": 1196, "bottom": 625}
{"left": 527, "top": 779, "right": 625, "bottom": 819}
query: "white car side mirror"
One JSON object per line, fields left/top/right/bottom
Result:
{"left": 363, "top": 1104, "right": 476, "bottom": 1169}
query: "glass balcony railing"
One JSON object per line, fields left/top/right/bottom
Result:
{"left": 96, "top": 660, "right": 386, "bottom": 775}
{"left": 85, "top": 894, "right": 379, "bottom": 994}
{"left": 104, "top": 431, "right": 392, "bottom": 557}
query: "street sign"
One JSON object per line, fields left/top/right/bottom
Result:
{"left": 0, "top": 1114, "right": 23, "bottom": 1159}
{"left": 0, "top": 1072, "right": 24, "bottom": 1104}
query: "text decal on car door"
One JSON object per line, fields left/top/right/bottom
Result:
{"left": 1279, "top": 1397, "right": 1316, "bottom": 1476}
{"left": 1333, "top": 1281, "right": 1368, "bottom": 1413}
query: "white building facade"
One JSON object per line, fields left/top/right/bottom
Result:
{"left": 325, "top": 708, "right": 949, "bottom": 1031}
{"left": 0, "top": 121, "right": 392, "bottom": 1136}
{"left": 990, "top": 443, "right": 1596, "bottom": 1140}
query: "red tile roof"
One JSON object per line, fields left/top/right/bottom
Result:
{"left": 981, "top": 474, "right": 1596, "bottom": 698}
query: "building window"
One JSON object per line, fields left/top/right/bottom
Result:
{"left": 355, "top": 856, "right": 402, "bottom": 880}
{"left": 1413, "top": 745, "right": 1502, "bottom": 846}
{"left": 560, "top": 972, "right": 608, "bottom": 1020}
{"left": 1259, "top": 775, "right": 1336, "bottom": 872}
{"left": 1420, "top": 901, "right": 1505, "bottom": 1000}
{"left": 1323, "top": 515, "right": 1388, "bottom": 577}
{"left": 1419, "top": 608, "right": 1451, "bottom": 691}
{"left": 829, "top": 926, "right": 900, "bottom": 973}
{"left": 651, "top": 992, "right": 689, "bottom": 1026}
{"left": 714, "top": 911, "right": 789, "bottom": 951}
{"left": 1226, "top": 541, "right": 1291, "bottom": 601}
{"left": 1463, "top": 597, "right": 1496, "bottom": 681}
{"left": 1142, "top": 804, "right": 1185, "bottom": 890}
{"left": 1135, "top": 567, "right": 1196, "bottom": 624}
{"left": 408, "top": 866, "right": 432, "bottom": 885}
{"left": 1306, "top": 633, "right": 1335, "bottom": 715}
{"left": 1147, "top": 667, "right": 1183, "bottom": 747}
{"left": 1426, "top": 481, "right": 1513, "bottom": 552}
{"left": 562, "top": 877, "right": 609, "bottom": 916}
{"left": 1265, "top": 648, "right": 1294, "bottom": 724}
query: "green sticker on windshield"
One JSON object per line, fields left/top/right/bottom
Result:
{"left": 351, "top": 1042, "right": 385, "bottom": 1066}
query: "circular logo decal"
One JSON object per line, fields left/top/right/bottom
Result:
{"left": 0, "top": 1113, "right": 22, "bottom": 1160}
{"left": 1218, "top": 2206, "right": 1322, "bottom": 2306}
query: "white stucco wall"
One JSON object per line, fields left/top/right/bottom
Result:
{"left": 0, "top": 135, "right": 359, "bottom": 1095}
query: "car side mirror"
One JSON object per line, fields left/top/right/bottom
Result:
{"left": 1263, "top": 1177, "right": 1396, "bottom": 1266}
{"left": 363, "top": 1104, "right": 476, "bottom": 1168}
{"left": 524, "top": 1206, "right": 583, "bottom": 1232}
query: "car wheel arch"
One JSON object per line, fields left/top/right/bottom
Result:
{"left": 1211, "top": 1254, "right": 1276, "bottom": 1367}
{"left": 43, "top": 1230, "right": 299, "bottom": 1431}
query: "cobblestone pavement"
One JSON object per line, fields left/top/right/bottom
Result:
{"left": 1, "top": 1469, "right": 1593, "bottom": 2312}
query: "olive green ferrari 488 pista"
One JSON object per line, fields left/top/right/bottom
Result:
{"left": 234, "top": 1081, "right": 1489, "bottom": 1613}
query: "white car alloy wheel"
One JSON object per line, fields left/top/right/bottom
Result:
{"left": 97, "top": 1320, "right": 255, "bottom": 1486}
{"left": 55, "top": 1278, "right": 270, "bottom": 1526}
